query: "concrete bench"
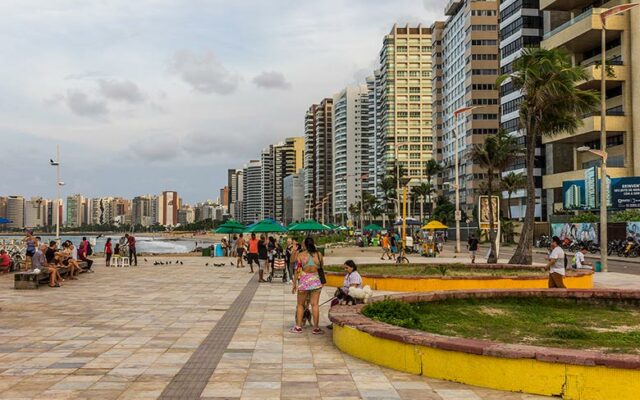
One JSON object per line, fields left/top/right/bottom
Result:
{"left": 14, "top": 261, "right": 89, "bottom": 290}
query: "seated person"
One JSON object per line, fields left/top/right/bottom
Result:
{"left": 45, "top": 241, "right": 64, "bottom": 285}
{"left": 77, "top": 241, "right": 94, "bottom": 271}
{"left": 34, "top": 244, "right": 61, "bottom": 287}
{"left": 573, "top": 246, "right": 593, "bottom": 270}
{"left": 0, "top": 250, "right": 12, "bottom": 273}
{"left": 61, "top": 241, "right": 81, "bottom": 279}
{"left": 330, "top": 260, "right": 363, "bottom": 307}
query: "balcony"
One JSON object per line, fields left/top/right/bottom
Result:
{"left": 541, "top": 0, "right": 598, "bottom": 11}
{"left": 445, "top": 0, "right": 463, "bottom": 16}
{"left": 576, "top": 61, "right": 627, "bottom": 90}
{"left": 542, "top": 112, "right": 628, "bottom": 144}
{"left": 542, "top": 8, "right": 626, "bottom": 53}
{"left": 543, "top": 167, "right": 629, "bottom": 189}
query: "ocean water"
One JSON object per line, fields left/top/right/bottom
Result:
{"left": 0, "top": 235, "right": 213, "bottom": 254}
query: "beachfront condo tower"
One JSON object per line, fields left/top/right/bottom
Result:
{"left": 540, "top": 0, "right": 640, "bottom": 216}
{"left": 432, "top": 0, "right": 501, "bottom": 217}
{"left": 304, "top": 99, "right": 333, "bottom": 222}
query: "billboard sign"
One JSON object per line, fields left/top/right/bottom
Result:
{"left": 561, "top": 168, "right": 640, "bottom": 210}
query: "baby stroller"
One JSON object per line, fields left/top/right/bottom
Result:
{"left": 268, "top": 255, "right": 287, "bottom": 282}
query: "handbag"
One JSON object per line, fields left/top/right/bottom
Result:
{"left": 317, "top": 254, "right": 327, "bottom": 284}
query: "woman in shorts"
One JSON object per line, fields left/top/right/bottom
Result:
{"left": 291, "top": 237, "right": 324, "bottom": 335}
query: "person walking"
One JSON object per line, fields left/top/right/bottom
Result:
{"left": 257, "top": 235, "right": 269, "bottom": 282}
{"left": 125, "top": 234, "right": 137, "bottom": 266}
{"left": 22, "top": 230, "right": 37, "bottom": 270}
{"left": 467, "top": 234, "right": 479, "bottom": 264}
{"left": 236, "top": 233, "right": 245, "bottom": 268}
{"left": 247, "top": 233, "right": 259, "bottom": 273}
{"left": 547, "top": 236, "right": 566, "bottom": 288}
{"left": 104, "top": 238, "right": 113, "bottom": 267}
{"left": 291, "top": 237, "right": 324, "bottom": 335}
{"left": 381, "top": 233, "right": 392, "bottom": 260}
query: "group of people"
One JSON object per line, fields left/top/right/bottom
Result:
{"left": 546, "top": 235, "right": 594, "bottom": 289}
{"left": 103, "top": 233, "right": 137, "bottom": 267}
{"left": 31, "top": 238, "right": 94, "bottom": 288}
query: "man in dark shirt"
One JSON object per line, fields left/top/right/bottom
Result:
{"left": 45, "top": 241, "right": 58, "bottom": 265}
{"left": 125, "top": 234, "right": 137, "bottom": 266}
{"left": 42, "top": 242, "right": 62, "bottom": 287}
{"left": 467, "top": 234, "right": 479, "bottom": 264}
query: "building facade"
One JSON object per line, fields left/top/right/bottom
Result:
{"left": 375, "top": 24, "right": 435, "bottom": 207}
{"left": 283, "top": 171, "right": 305, "bottom": 226}
{"left": 260, "top": 145, "right": 275, "bottom": 220}
{"left": 499, "top": 0, "right": 545, "bottom": 219}
{"left": 132, "top": 195, "right": 154, "bottom": 227}
{"left": 332, "top": 84, "right": 370, "bottom": 223}
{"left": 243, "top": 160, "right": 262, "bottom": 223}
{"left": 161, "top": 191, "right": 179, "bottom": 227}
{"left": 24, "top": 197, "right": 48, "bottom": 228}
{"left": 274, "top": 137, "right": 304, "bottom": 223}
{"left": 432, "top": 1, "right": 501, "bottom": 216}
{"left": 541, "top": 0, "right": 640, "bottom": 215}
{"left": 6, "top": 196, "right": 25, "bottom": 229}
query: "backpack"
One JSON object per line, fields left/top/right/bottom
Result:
{"left": 86, "top": 243, "right": 93, "bottom": 256}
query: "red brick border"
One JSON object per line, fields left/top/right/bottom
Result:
{"left": 325, "top": 263, "right": 593, "bottom": 281}
{"left": 329, "top": 289, "right": 640, "bottom": 369}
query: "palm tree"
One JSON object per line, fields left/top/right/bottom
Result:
{"left": 348, "top": 203, "right": 361, "bottom": 227}
{"left": 370, "top": 203, "right": 384, "bottom": 224}
{"left": 379, "top": 177, "right": 397, "bottom": 227}
{"left": 501, "top": 172, "right": 527, "bottom": 220}
{"left": 469, "top": 130, "right": 523, "bottom": 263}
{"left": 412, "top": 183, "right": 432, "bottom": 222}
{"left": 497, "top": 47, "right": 599, "bottom": 265}
{"left": 424, "top": 159, "right": 443, "bottom": 215}
{"left": 362, "top": 192, "right": 376, "bottom": 225}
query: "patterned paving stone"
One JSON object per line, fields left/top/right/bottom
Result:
{"left": 0, "top": 256, "right": 564, "bottom": 399}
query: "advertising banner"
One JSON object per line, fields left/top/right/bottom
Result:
{"left": 551, "top": 222, "right": 599, "bottom": 244}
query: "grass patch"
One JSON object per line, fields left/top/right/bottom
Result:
{"left": 324, "top": 264, "right": 543, "bottom": 277}
{"left": 363, "top": 297, "right": 640, "bottom": 353}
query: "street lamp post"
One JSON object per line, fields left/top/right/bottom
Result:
{"left": 592, "top": 3, "right": 638, "bottom": 272}
{"left": 49, "top": 145, "right": 62, "bottom": 242}
{"left": 451, "top": 105, "right": 488, "bottom": 253}
{"left": 577, "top": 146, "right": 609, "bottom": 272}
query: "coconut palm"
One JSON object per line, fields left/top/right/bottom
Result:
{"left": 411, "top": 183, "right": 433, "bottom": 222}
{"left": 501, "top": 172, "right": 527, "bottom": 220}
{"left": 497, "top": 47, "right": 599, "bottom": 265}
{"left": 424, "top": 159, "right": 443, "bottom": 215}
{"left": 469, "top": 130, "right": 523, "bottom": 263}
{"left": 379, "top": 176, "right": 397, "bottom": 226}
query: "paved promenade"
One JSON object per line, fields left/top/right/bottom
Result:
{"left": 0, "top": 254, "right": 633, "bottom": 399}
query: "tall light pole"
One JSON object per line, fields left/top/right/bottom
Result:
{"left": 452, "top": 105, "right": 487, "bottom": 253}
{"left": 49, "top": 145, "right": 62, "bottom": 242}
{"left": 595, "top": 3, "right": 638, "bottom": 272}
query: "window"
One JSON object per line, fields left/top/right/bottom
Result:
{"left": 471, "top": 39, "right": 498, "bottom": 46}
{"left": 471, "top": 9, "right": 497, "bottom": 16}
{"left": 409, "top": 87, "right": 420, "bottom": 93}
{"left": 501, "top": 36, "right": 541, "bottom": 58}
{"left": 471, "top": 24, "right": 497, "bottom": 31}
{"left": 500, "top": 62, "right": 513, "bottom": 75}
{"left": 500, "top": 16, "right": 543, "bottom": 41}
{"left": 472, "top": 113, "right": 498, "bottom": 120}
{"left": 470, "top": 83, "right": 496, "bottom": 90}
{"left": 500, "top": 0, "right": 540, "bottom": 21}
{"left": 584, "top": 134, "right": 624, "bottom": 150}
{"left": 409, "top": 95, "right": 420, "bottom": 101}
{"left": 471, "top": 98, "right": 498, "bottom": 105}
{"left": 421, "top": 46, "right": 432, "bottom": 52}
{"left": 501, "top": 118, "right": 520, "bottom": 133}
{"left": 397, "top": 46, "right": 407, "bottom": 52}
{"left": 502, "top": 98, "right": 523, "bottom": 115}
{"left": 471, "top": 54, "right": 498, "bottom": 61}
{"left": 471, "top": 128, "right": 498, "bottom": 135}
{"left": 472, "top": 69, "right": 498, "bottom": 75}
{"left": 409, "top": 111, "right": 421, "bottom": 118}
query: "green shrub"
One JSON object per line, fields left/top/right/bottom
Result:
{"left": 362, "top": 300, "right": 420, "bottom": 329}
{"left": 549, "top": 326, "right": 589, "bottom": 340}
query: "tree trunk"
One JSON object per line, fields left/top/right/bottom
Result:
{"left": 509, "top": 121, "right": 536, "bottom": 265}
{"left": 420, "top": 196, "right": 424, "bottom": 223}
{"left": 487, "top": 172, "right": 498, "bottom": 264}
{"left": 507, "top": 193, "right": 512, "bottom": 220}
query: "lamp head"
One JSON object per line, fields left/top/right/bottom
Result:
{"left": 576, "top": 146, "right": 590, "bottom": 152}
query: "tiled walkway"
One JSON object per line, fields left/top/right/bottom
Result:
{"left": 0, "top": 257, "right": 552, "bottom": 399}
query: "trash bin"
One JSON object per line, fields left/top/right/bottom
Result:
{"left": 215, "top": 244, "right": 224, "bottom": 257}
{"left": 372, "top": 238, "right": 379, "bottom": 247}
{"left": 202, "top": 247, "right": 211, "bottom": 257}
{"left": 595, "top": 261, "right": 602, "bottom": 272}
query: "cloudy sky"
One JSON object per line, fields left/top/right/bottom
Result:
{"left": 0, "top": 0, "right": 446, "bottom": 203}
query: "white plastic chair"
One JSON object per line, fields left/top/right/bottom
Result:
{"left": 120, "top": 257, "right": 130, "bottom": 267}
{"left": 109, "top": 256, "right": 120, "bottom": 267}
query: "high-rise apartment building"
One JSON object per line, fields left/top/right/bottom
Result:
{"left": 375, "top": 24, "right": 434, "bottom": 205}
{"left": 332, "top": 84, "right": 371, "bottom": 222}
{"left": 132, "top": 195, "right": 154, "bottom": 226}
{"left": 274, "top": 137, "right": 304, "bottom": 223}
{"left": 303, "top": 99, "right": 333, "bottom": 221}
{"left": 229, "top": 169, "right": 244, "bottom": 222}
{"left": 219, "top": 186, "right": 230, "bottom": 208}
{"left": 365, "top": 73, "right": 381, "bottom": 198}
{"left": 243, "top": 160, "right": 262, "bottom": 223}
{"left": 161, "top": 191, "right": 179, "bottom": 226}
{"left": 499, "top": 0, "right": 544, "bottom": 219}
{"left": 6, "top": 196, "right": 25, "bottom": 229}
{"left": 260, "top": 145, "right": 275, "bottom": 220}
{"left": 66, "top": 194, "right": 86, "bottom": 228}
{"left": 541, "top": 1, "right": 640, "bottom": 215}
{"left": 283, "top": 171, "right": 305, "bottom": 226}
{"left": 24, "top": 197, "right": 48, "bottom": 228}
{"left": 0, "top": 197, "right": 7, "bottom": 219}
{"left": 432, "top": 1, "right": 500, "bottom": 215}
{"left": 92, "top": 197, "right": 114, "bottom": 225}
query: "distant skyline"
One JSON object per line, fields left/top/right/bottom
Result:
{"left": 0, "top": 0, "right": 446, "bottom": 203}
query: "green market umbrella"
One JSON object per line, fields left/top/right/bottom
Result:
{"left": 287, "top": 219, "right": 331, "bottom": 232}
{"left": 246, "top": 219, "right": 287, "bottom": 233}
{"left": 214, "top": 220, "right": 246, "bottom": 234}
{"left": 364, "top": 223, "right": 383, "bottom": 232}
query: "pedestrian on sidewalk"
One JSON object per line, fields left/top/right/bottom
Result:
{"left": 236, "top": 233, "right": 245, "bottom": 268}
{"left": 467, "top": 234, "right": 479, "bottom": 264}
{"left": 247, "top": 233, "right": 259, "bottom": 273}
{"left": 104, "top": 238, "right": 113, "bottom": 267}
{"left": 547, "top": 236, "right": 566, "bottom": 288}
{"left": 291, "top": 237, "right": 324, "bottom": 335}
{"left": 258, "top": 235, "right": 269, "bottom": 282}
{"left": 125, "top": 234, "right": 137, "bottom": 266}
{"left": 381, "top": 233, "right": 392, "bottom": 260}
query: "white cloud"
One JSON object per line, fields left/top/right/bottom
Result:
{"left": 98, "top": 79, "right": 146, "bottom": 103}
{"left": 64, "top": 89, "right": 108, "bottom": 118}
{"left": 130, "top": 135, "right": 181, "bottom": 161}
{"left": 169, "top": 50, "right": 240, "bottom": 95}
{"left": 252, "top": 71, "right": 291, "bottom": 89}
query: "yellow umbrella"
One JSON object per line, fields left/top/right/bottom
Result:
{"left": 422, "top": 220, "right": 448, "bottom": 230}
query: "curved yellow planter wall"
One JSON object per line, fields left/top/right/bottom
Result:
{"left": 325, "top": 272, "right": 593, "bottom": 291}
{"left": 333, "top": 325, "right": 639, "bottom": 400}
